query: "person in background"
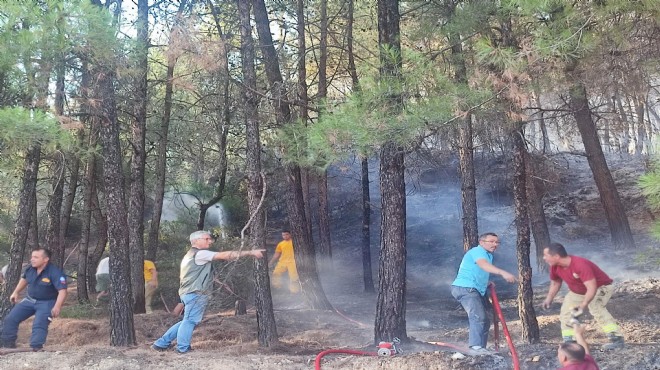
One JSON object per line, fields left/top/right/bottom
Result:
{"left": 557, "top": 323, "right": 600, "bottom": 369}
{"left": 95, "top": 256, "right": 110, "bottom": 303}
{"left": 542, "top": 242, "right": 624, "bottom": 350}
{"left": 144, "top": 260, "right": 158, "bottom": 313}
{"left": 451, "top": 232, "right": 517, "bottom": 353}
{"left": 269, "top": 230, "right": 300, "bottom": 293}
{"left": 151, "top": 230, "right": 264, "bottom": 354}
{"left": 0, "top": 248, "right": 67, "bottom": 351}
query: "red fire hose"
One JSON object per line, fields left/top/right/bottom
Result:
{"left": 314, "top": 349, "right": 378, "bottom": 370}
{"left": 489, "top": 282, "right": 520, "bottom": 370}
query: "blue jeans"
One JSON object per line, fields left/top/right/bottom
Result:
{"left": 1, "top": 297, "right": 55, "bottom": 349}
{"left": 451, "top": 285, "right": 490, "bottom": 348}
{"left": 154, "top": 292, "right": 208, "bottom": 353}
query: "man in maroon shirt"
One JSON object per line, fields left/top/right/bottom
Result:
{"left": 542, "top": 243, "right": 624, "bottom": 350}
{"left": 557, "top": 323, "right": 599, "bottom": 370}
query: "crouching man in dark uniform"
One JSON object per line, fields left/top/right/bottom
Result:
{"left": 0, "top": 248, "right": 67, "bottom": 351}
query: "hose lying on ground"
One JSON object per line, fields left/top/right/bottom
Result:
{"left": 314, "top": 349, "right": 377, "bottom": 370}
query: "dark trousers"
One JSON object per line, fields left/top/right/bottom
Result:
{"left": 1, "top": 297, "right": 55, "bottom": 349}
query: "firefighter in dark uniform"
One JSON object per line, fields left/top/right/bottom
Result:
{"left": 0, "top": 248, "right": 67, "bottom": 351}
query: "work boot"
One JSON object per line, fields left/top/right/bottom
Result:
{"left": 601, "top": 334, "right": 625, "bottom": 350}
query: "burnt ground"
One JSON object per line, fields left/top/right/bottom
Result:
{"left": 0, "top": 263, "right": 657, "bottom": 370}
{"left": 1, "top": 153, "right": 659, "bottom": 369}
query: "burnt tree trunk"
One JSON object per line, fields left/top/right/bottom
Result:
{"left": 569, "top": 83, "right": 635, "bottom": 249}
{"left": 317, "top": 172, "right": 332, "bottom": 259}
{"left": 511, "top": 124, "right": 540, "bottom": 343}
{"left": 237, "top": 0, "right": 277, "bottom": 345}
{"left": 88, "top": 188, "right": 108, "bottom": 295}
{"left": 0, "top": 144, "right": 41, "bottom": 319}
{"left": 447, "top": 2, "right": 478, "bottom": 251}
{"left": 525, "top": 153, "right": 551, "bottom": 270}
{"left": 458, "top": 117, "right": 478, "bottom": 252}
{"left": 374, "top": 0, "right": 407, "bottom": 345}
{"left": 360, "top": 157, "right": 374, "bottom": 293}
{"left": 450, "top": 28, "right": 478, "bottom": 252}
{"left": 375, "top": 142, "right": 407, "bottom": 344}
{"left": 94, "top": 60, "right": 136, "bottom": 345}
{"left": 76, "top": 61, "right": 94, "bottom": 303}
{"left": 29, "top": 194, "right": 39, "bottom": 249}
{"left": 60, "top": 131, "right": 82, "bottom": 242}
{"left": 300, "top": 170, "right": 314, "bottom": 243}
{"left": 77, "top": 131, "right": 97, "bottom": 304}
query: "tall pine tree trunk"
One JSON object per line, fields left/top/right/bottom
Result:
{"left": 317, "top": 173, "right": 332, "bottom": 258}
{"left": 525, "top": 153, "right": 551, "bottom": 270}
{"left": 253, "top": 0, "right": 332, "bottom": 310}
{"left": 29, "top": 194, "right": 39, "bottom": 250}
{"left": 0, "top": 144, "right": 41, "bottom": 319}
{"left": 238, "top": 0, "right": 277, "bottom": 345}
{"left": 569, "top": 83, "right": 635, "bottom": 249}
{"left": 317, "top": 0, "right": 332, "bottom": 260}
{"left": 60, "top": 130, "right": 83, "bottom": 244}
{"left": 88, "top": 188, "right": 108, "bottom": 295}
{"left": 77, "top": 130, "right": 97, "bottom": 304}
{"left": 374, "top": 0, "right": 407, "bottom": 344}
{"left": 511, "top": 123, "right": 540, "bottom": 343}
{"left": 360, "top": 156, "right": 374, "bottom": 292}
{"left": 128, "top": 0, "right": 148, "bottom": 314}
{"left": 95, "top": 61, "right": 136, "bottom": 346}
{"left": 285, "top": 166, "right": 333, "bottom": 310}
{"left": 296, "top": 0, "right": 314, "bottom": 243}
{"left": 346, "top": 0, "right": 373, "bottom": 293}
{"left": 449, "top": 24, "right": 478, "bottom": 252}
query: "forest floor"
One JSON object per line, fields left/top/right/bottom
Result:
{"left": 0, "top": 263, "right": 658, "bottom": 370}
{"left": 1, "top": 154, "right": 659, "bottom": 369}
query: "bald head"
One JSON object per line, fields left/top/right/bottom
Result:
{"left": 558, "top": 342, "right": 586, "bottom": 365}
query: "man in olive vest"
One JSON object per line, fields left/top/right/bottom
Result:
{"left": 151, "top": 230, "right": 264, "bottom": 354}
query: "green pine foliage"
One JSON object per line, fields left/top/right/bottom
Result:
{"left": 0, "top": 107, "right": 72, "bottom": 157}
{"left": 305, "top": 49, "right": 491, "bottom": 168}
{"left": 640, "top": 161, "right": 660, "bottom": 240}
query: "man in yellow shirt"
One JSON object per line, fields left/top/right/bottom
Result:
{"left": 144, "top": 260, "right": 158, "bottom": 313}
{"left": 269, "top": 231, "right": 299, "bottom": 293}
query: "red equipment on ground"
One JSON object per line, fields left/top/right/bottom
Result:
{"left": 314, "top": 339, "right": 400, "bottom": 370}
{"left": 315, "top": 284, "right": 522, "bottom": 369}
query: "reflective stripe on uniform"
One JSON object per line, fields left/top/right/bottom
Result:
{"left": 602, "top": 323, "right": 619, "bottom": 333}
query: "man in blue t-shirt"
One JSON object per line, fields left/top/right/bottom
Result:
{"left": 451, "top": 232, "right": 517, "bottom": 353}
{"left": 0, "top": 248, "right": 67, "bottom": 351}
